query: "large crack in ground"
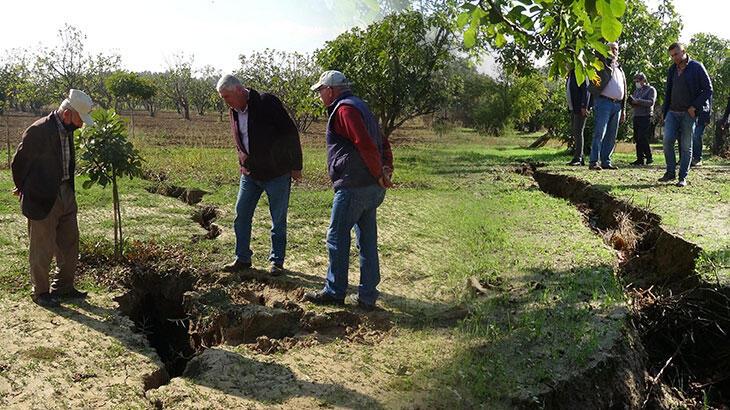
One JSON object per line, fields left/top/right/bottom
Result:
{"left": 77, "top": 242, "right": 393, "bottom": 396}
{"left": 143, "top": 170, "right": 221, "bottom": 241}
{"left": 518, "top": 163, "right": 730, "bottom": 408}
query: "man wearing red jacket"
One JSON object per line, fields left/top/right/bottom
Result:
{"left": 303, "top": 71, "right": 393, "bottom": 311}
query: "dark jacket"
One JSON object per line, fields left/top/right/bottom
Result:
{"left": 588, "top": 56, "right": 628, "bottom": 111}
{"left": 228, "top": 88, "right": 303, "bottom": 181}
{"left": 567, "top": 71, "right": 592, "bottom": 112}
{"left": 662, "top": 58, "right": 713, "bottom": 124}
{"left": 326, "top": 92, "right": 385, "bottom": 189}
{"left": 11, "top": 113, "right": 75, "bottom": 220}
{"left": 721, "top": 96, "right": 730, "bottom": 125}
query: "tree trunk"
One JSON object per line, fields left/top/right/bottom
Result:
{"left": 5, "top": 114, "right": 10, "bottom": 169}
{"left": 528, "top": 132, "right": 552, "bottom": 149}
{"left": 130, "top": 109, "right": 135, "bottom": 140}
{"left": 112, "top": 171, "right": 121, "bottom": 258}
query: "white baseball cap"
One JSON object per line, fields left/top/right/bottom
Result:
{"left": 64, "top": 89, "right": 95, "bottom": 126}
{"left": 310, "top": 70, "right": 352, "bottom": 91}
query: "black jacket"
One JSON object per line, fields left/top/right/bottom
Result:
{"left": 662, "top": 58, "right": 713, "bottom": 125}
{"left": 11, "top": 113, "right": 75, "bottom": 220}
{"left": 567, "top": 70, "right": 592, "bottom": 112}
{"left": 229, "top": 88, "right": 303, "bottom": 181}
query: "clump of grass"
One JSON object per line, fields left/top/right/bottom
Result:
{"left": 605, "top": 211, "right": 641, "bottom": 253}
{"left": 22, "top": 346, "right": 64, "bottom": 361}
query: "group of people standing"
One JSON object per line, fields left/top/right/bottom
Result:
{"left": 566, "top": 42, "right": 714, "bottom": 187}
{"left": 12, "top": 69, "right": 393, "bottom": 311}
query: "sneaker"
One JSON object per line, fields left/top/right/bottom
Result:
{"left": 567, "top": 159, "right": 582, "bottom": 166}
{"left": 658, "top": 174, "right": 676, "bottom": 182}
{"left": 676, "top": 179, "right": 687, "bottom": 187}
{"left": 269, "top": 263, "right": 286, "bottom": 276}
{"left": 691, "top": 160, "right": 702, "bottom": 167}
{"left": 32, "top": 292, "right": 59, "bottom": 308}
{"left": 302, "top": 290, "right": 345, "bottom": 306}
{"left": 602, "top": 164, "right": 619, "bottom": 170}
{"left": 50, "top": 287, "right": 88, "bottom": 300}
{"left": 589, "top": 163, "right": 602, "bottom": 170}
{"left": 646, "top": 159, "right": 654, "bottom": 165}
{"left": 222, "top": 260, "right": 252, "bottom": 273}
{"left": 630, "top": 160, "right": 644, "bottom": 166}
{"left": 348, "top": 294, "right": 376, "bottom": 311}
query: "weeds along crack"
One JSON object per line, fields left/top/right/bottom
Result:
{"left": 517, "top": 162, "right": 730, "bottom": 408}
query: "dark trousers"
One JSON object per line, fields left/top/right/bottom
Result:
{"left": 633, "top": 116, "right": 653, "bottom": 163}
{"left": 570, "top": 111, "right": 587, "bottom": 161}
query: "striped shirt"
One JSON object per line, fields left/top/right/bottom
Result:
{"left": 53, "top": 111, "right": 71, "bottom": 182}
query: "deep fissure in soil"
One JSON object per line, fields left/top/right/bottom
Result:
{"left": 521, "top": 164, "right": 730, "bottom": 407}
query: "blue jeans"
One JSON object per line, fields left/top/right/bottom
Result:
{"left": 323, "top": 184, "right": 386, "bottom": 305}
{"left": 663, "top": 111, "right": 695, "bottom": 180}
{"left": 692, "top": 121, "right": 706, "bottom": 162}
{"left": 233, "top": 173, "right": 291, "bottom": 265}
{"left": 589, "top": 97, "right": 622, "bottom": 166}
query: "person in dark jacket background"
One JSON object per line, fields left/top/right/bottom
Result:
{"left": 628, "top": 72, "right": 657, "bottom": 165}
{"left": 303, "top": 70, "right": 393, "bottom": 311}
{"left": 566, "top": 68, "right": 592, "bottom": 166}
{"left": 659, "top": 42, "right": 713, "bottom": 187}
{"left": 217, "top": 74, "right": 303, "bottom": 275}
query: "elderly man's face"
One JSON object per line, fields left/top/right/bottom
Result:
{"left": 609, "top": 44, "right": 619, "bottom": 58}
{"left": 219, "top": 85, "right": 247, "bottom": 111}
{"left": 318, "top": 86, "right": 336, "bottom": 107}
{"left": 669, "top": 47, "right": 686, "bottom": 66}
{"left": 61, "top": 109, "right": 83, "bottom": 129}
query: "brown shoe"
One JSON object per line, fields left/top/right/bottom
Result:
{"left": 589, "top": 163, "right": 602, "bottom": 170}
{"left": 222, "top": 260, "right": 252, "bottom": 273}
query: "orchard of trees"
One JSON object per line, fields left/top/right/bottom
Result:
{"left": 1, "top": 0, "right": 729, "bottom": 154}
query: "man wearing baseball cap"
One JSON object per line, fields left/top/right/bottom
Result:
{"left": 11, "top": 89, "right": 95, "bottom": 307}
{"left": 303, "top": 70, "right": 394, "bottom": 311}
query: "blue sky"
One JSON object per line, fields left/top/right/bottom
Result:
{"left": 0, "top": 0, "right": 726, "bottom": 74}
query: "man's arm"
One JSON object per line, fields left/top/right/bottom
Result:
{"left": 662, "top": 67, "right": 673, "bottom": 120}
{"left": 11, "top": 126, "right": 42, "bottom": 193}
{"left": 634, "top": 87, "right": 657, "bottom": 107}
{"left": 267, "top": 94, "right": 303, "bottom": 173}
{"left": 691, "top": 62, "right": 713, "bottom": 116}
{"left": 334, "top": 105, "right": 383, "bottom": 181}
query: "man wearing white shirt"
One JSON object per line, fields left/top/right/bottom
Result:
{"left": 216, "top": 74, "right": 303, "bottom": 275}
{"left": 588, "top": 42, "right": 627, "bottom": 170}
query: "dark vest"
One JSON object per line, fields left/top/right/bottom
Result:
{"left": 326, "top": 92, "right": 382, "bottom": 189}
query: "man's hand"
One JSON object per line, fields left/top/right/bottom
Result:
{"left": 11, "top": 187, "right": 20, "bottom": 197}
{"left": 378, "top": 173, "right": 393, "bottom": 189}
{"left": 688, "top": 106, "right": 697, "bottom": 118}
{"left": 241, "top": 166, "right": 250, "bottom": 176}
{"left": 291, "top": 169, "right": 302, "bottom": 182}
{"left": 382, "top": 165, "right": 393, "bottom": 180}
{"left": 620, "top": 111, "right": 626, "bottom": 124}
{"left": 580, "top": 108, "right": 588, "bottom": 117}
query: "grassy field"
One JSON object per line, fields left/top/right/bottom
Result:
{"left": 0, "top": 111, "right": 727, "bottom": 408}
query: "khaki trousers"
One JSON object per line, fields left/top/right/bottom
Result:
{"left": 27, "top": 182, "right": 79, "bottom": 296}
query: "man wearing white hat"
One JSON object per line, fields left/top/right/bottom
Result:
{"left": 303, "top": 70, "right": 393, "bottom": 311}
{"left": 11, "top": 89, "right": 95, "bottom": 307}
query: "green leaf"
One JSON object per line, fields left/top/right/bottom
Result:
{"left": 601, "top": 16, "right": 622, "bottom": 41}
{"left": 464, "top": 26, "right": 477, "bottom": 48}
{"left": 82, "top": 180, "right": 94, "bottom": 190}
{"left": 609, "top": 0, "right": 626, "bottom": 17}
{"left": 456, "top": 11, "right": 471, "bottom": 28}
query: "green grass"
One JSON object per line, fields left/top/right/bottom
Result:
{"left": 0, "top": 123, "right": 726, "bottom": 407}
